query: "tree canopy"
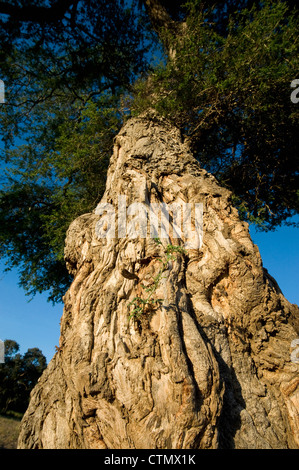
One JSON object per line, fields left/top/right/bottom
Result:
{"left": 0, "top": 0, "right": 298, "bottom": 302}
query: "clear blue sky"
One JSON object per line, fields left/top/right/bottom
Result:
{"left": 0, "top": 221, "right": 298, "bottom": 364}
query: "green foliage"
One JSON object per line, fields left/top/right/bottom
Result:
{"left": 0, "top": 0, "right": 151, "bottom": 145}
{"left": 132, "top": 0, "right": 299, "bottom": 229}
{"left": 128, "top": 238, "right": 186, "bottom": 321}
{"left": 0, "top": 95, "right": 122, "bottom": 302}
{"left": 0, "top": 340, "right": 47, "bottom": 414}
{"left": 0, "top": 0, "right": 153, "bottom": 302}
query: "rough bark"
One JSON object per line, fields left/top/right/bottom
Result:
{"left": 18, "top": 111, "right": 299, "bottom": 449}
{"left": 142, "top": 0, "right": 186, "bottom": 58}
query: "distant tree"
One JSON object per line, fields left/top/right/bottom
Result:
{"left": 21, "top": 348, "right": 47, "bottom": 391}
{"left": 3, "top": 339, "right": 20, "bottom": 359}
{"left": 0, "top": 339, "right": 47, "bottom": 414}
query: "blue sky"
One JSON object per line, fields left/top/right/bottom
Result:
{"left": 0, "top": 221, "right": 298, "bottom": 364}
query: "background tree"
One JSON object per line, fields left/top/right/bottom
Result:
{"left": 0, "top": 339, "right": 47, "bottom": 414}
{"left": 0, "top": 0, "right": 298, "bottom": 303}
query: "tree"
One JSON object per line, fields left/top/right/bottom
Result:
{"left": 17, "top": 112, "right": 299, "bottom": 449}
{"left": 0, "top": 339, "right": 47, "bottom": 414}
{"left": 0, "top": 0, "right": 298, "bottom": 303}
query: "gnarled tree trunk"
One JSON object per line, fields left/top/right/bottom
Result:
{"left": 18, "top": 112, "right": 299, "bottom": 449}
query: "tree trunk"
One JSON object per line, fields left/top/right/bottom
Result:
{"left": 142, "top": 0, "right": 186, "bottom": 58}
{"left": 18, "top": 111, "right": 299, "bottom": 449}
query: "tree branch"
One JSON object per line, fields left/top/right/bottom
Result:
{"left": 142, "top": 0, "right": 175, "bottom": 35}
{"left": 142, "top": 0, "right": 187, "bottom": 59}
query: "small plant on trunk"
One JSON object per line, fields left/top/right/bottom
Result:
{"left": 128, "top": 238, "right": 186, "bottom": 321}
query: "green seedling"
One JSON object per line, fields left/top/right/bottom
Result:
{"left": 128, "top": 238, "right": 186, "bottom": 321}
